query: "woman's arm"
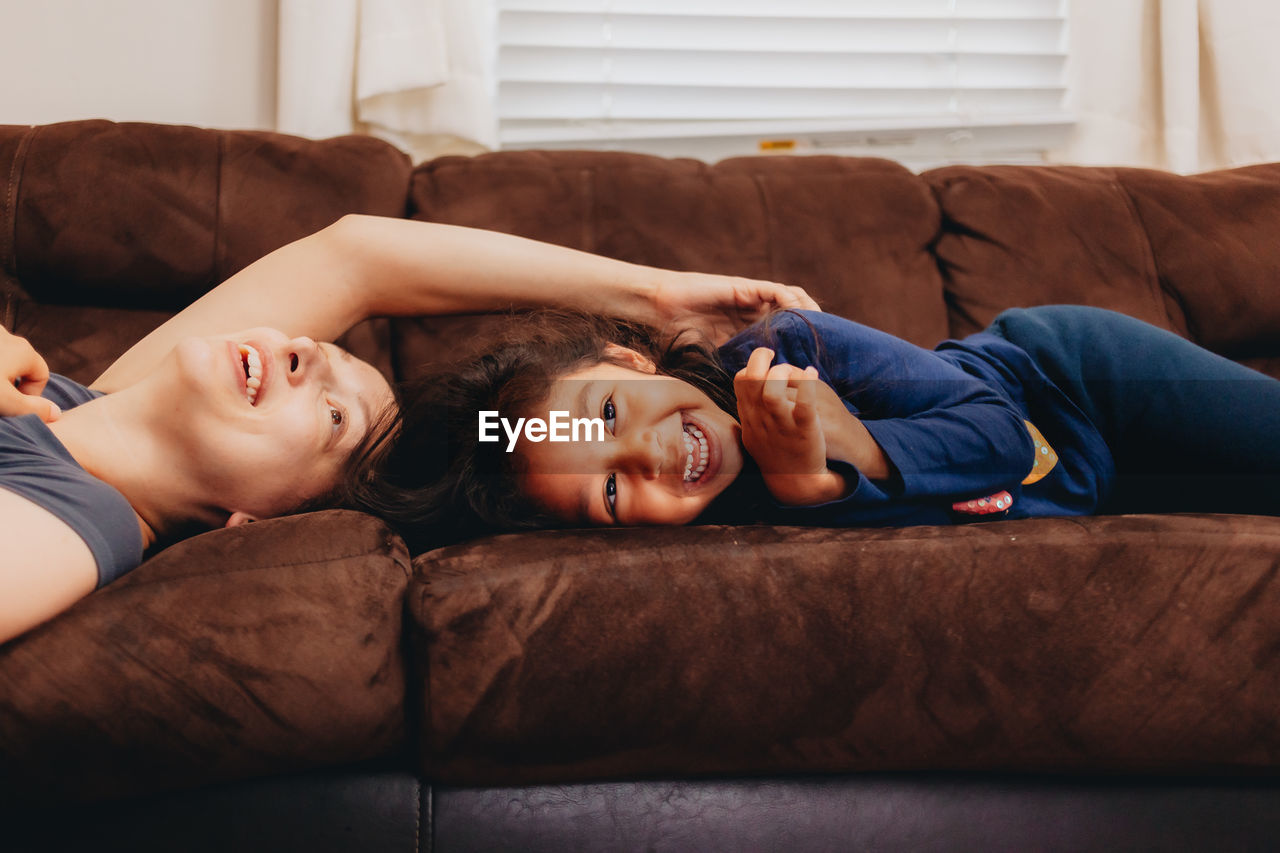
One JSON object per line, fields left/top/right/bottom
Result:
{"left": 93, "top": 215, "right": 816, "bottom": 392}
{"left": 0, "top": 489, "right": 98, "bottom": 645}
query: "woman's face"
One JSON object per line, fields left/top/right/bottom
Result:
{"left": 518, "top": 354, "right": 744, "bottom": 526}
{"left": 165, "top": 327, "right": 394, "bottom": 522}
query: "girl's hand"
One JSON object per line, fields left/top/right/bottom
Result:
{"left": 734, "top": 347, "right": 847, "bottom": 506}
{"left": 652, "top": 271, "right": 820, "bottom": 345}
{"left": 0, "top": 327, "right": 59, "bottom": 422}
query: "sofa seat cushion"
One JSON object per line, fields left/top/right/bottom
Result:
{"left": 410, "top": 515, "right": 1280, "bottom": 784}
{"left": 0, "top": 510, "right": 411, "bottom": 802}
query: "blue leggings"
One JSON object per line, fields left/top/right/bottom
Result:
{"left": 988, "top": 306, "right": 1280, "bottom": 515}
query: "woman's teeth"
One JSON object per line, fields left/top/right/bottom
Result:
{"left": 239, "top": 344, "right": 263, "bottom": 404}
{"left": 683, "top": 423, "right": 709, "bottom": 482}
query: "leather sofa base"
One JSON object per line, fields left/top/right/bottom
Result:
{"left": 435, "top": 774, "right": 1280, "bottom": 852}
{"left": 8, "top": 770, "right": 1279, "bottom": 852}
{"left": 7, "top": 769, "right": 424, "bottom": 853}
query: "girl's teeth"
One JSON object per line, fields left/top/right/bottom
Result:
{"left": 683, "top": 423, "right": 709, "bottom": 482}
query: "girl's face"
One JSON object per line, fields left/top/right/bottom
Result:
{"left": 518, "top": 351, "right": 744, "bottom": 526}
{"left": 163, "top": 327, "right": 395, "bottom": 522}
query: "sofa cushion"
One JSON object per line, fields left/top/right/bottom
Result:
{"left": 925, "top": 166, "right": 1174, "bottom": 339}
{"left": 925, "top": 163, "right": 1280, "bottom": 371}
{"left": 1111, "top": 163, "right": 1280, "bottom": 361}
{"left": 0, "top": 120, "right": 411, "bottom": 309}
{"left": 0, "top": 120, "right": 411, "bottom": 384}
{"left": 399, "top": 151, "right": 948, "bottom": 374}
{"left": 410, "top": 515, "right": 1280, "bottom": 784}
{"left": 0, "top": 510, "right": 411, "bottom": 802}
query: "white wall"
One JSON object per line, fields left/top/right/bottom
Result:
{"left": 0, "top": 0, "right": 278, "bottom": 130}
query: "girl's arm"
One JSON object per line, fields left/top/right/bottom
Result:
{"left": 0, "top": 489, "right": 98, "bottom": 645}
{"left": 93, "top": 215, "right": 815, "bottom": 392}
{"left": 723, "top": 311, "right": 1034, "bottom": 507}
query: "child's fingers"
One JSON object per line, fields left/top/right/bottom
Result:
{"left": 735, "top": 347, "right": 774, "bottom": 382}
{"left": 784, "top": 365, "right": 818, "bottom": 395}
{"left": 791, "top": 367, "right": 818, "bottom": 429}
{"left": 761, "top": 363, "right": 796, "bottom": 414}
{"left": 733, "top": 349, "right": 774, "bottom": 410}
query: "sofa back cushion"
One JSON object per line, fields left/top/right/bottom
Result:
{"left": 397, "top": 151, "right": 950, "bottom": 375}
{"left": 0, "top": 120, "right": 411, "bottom": 384}
{"left": 925, "top": 163, "right": 1280, "bottom": 378}
{"left": 4, "top": 120, "right": 1278, "bottom": 384}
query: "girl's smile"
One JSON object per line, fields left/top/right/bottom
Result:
{"left": 518, "top": 354, "right": 744, "bottom": 527}
{"left": 679, "top": 410, "right": 721, "bottom": 489}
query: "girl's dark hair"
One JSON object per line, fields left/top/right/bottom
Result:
{"left": 340, "top": 310, "right": 742, "bottom": 552}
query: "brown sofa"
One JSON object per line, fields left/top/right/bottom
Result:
{"left": 2, "top": 120, "right": 1278, "bottom": 852}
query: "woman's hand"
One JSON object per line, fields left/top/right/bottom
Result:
{"left": 734, "top": 347, "right": 847, "bottom": 506}
{"left": 652, "top": 271, "right": 820, "bottom": 345}
{"left": 0, "top": 327, "right": 59, "bottom": 422}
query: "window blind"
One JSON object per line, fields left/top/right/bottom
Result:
{"left": 494, "top": 0, "right": 1072, "bottom": 164}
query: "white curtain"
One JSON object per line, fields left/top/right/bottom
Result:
{"left": 277, "top": 0, "right": 496, "bottom": 162}
{"left": 1056, "top": 0, "right": 1280, "bottom": 173}
{"left": 277, "top": 0, "right": 1280, "bottom": 172}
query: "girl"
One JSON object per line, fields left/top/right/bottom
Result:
{"left": 0, "top": 215, "right": 815, "bottom": 643}
{"left": 361, "top": 305, "right": 1280, "bottom": 548}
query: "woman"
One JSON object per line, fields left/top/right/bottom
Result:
{"left": 0, "top": 214, "right": 815, "bottom": 643}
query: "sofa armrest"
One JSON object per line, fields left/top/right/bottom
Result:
{"left": 411, "top": 515, "right": 1280, "bottom": 784}
{"left": 0, "top": 510, "right": 411, "bottom": 802}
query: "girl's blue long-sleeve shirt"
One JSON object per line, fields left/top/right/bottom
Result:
{"left": 716, "top": 310, "right": 1115, "bottom": 526}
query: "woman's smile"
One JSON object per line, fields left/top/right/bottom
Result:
{"left": 235, "top": 341, "right": 267, "bottom": 405}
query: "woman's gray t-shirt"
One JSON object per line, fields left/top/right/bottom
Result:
{"left": 0, "top": 375, "right": 143, "bottom": 587}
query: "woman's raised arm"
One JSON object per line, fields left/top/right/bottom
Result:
{"left": 92, "top": 215, "right": 816, "bottom": 392}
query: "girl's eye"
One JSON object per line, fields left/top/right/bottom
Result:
{"left": 603, "top": 397, "right": 616, "bottom": 433}
{"left": 605, "top": 473, "right": 617, "bottom": 519}
{"left": 330, "top": 407, "right": 344, "bottom": 430}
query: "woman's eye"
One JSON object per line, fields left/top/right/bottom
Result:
{"left": 330, "top": 407, "right": 344, "bottom": 430}
{"left": 603, "top": 397, "right": 616, "bottom": 433}
{"left": 605, "top": 473, "right": 617, "bottom": 518}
